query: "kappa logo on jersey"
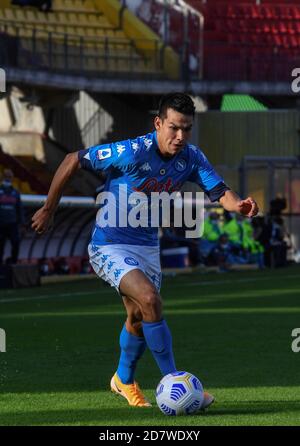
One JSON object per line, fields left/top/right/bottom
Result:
{"left": 116, "top": 144, "right": 126, "bottom": 157}
{"left": 131, "top": 142, "right": 140, "bottom": 153}
{"left": 175, "top": 159, "right": 187, "bottom": 172}
{"left": 114, "top": 268, "right": 124, "bottom": 280}
{"left": 100, "top": 254, "right": 110, "bottom": 264}
{"left": 139, "top": 162, "right": 152, "bottom": 172}
{"left": 144, "top": 138, "right": 153, "bottom": 151}
{"left": 97, "top": 148, "right": 111, "bottom": 160}
{"left": 189, "top": 145, "right": 198, "bottom": 154}
{"left": 124, "top": 257, "right": 139, "bottom": 266}
{"left": 145, "top": 272, "right": 161, "bottom": 290}
{"left": 107, "top": 260, "right": 116, "bottom": 272}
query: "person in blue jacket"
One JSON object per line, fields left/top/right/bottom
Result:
{"left": 0, "top": 169, "right": 24, "bottom": 264}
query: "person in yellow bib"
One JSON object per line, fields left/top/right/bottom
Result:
{"left": 200, "top": 212, "right": 223, "bottom": 259}
{"left": 242, "top": 218, "right": 265, "bottom": 269}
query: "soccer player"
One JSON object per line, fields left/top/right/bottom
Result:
{"left": 32, "top": 93, "right": 258, "bottom": 408}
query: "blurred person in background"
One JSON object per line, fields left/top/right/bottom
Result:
{"left": 198, "top": 211, "right": 223, "bottom": 261}
{"left": 0, "top": 169, "right": 24, "bottom": 265}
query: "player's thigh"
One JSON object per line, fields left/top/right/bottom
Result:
{"left": 120, "top": 269, "right": 162, "bottom": 309}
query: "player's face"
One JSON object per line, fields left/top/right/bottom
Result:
{"left": 154, "top": 108, "right": 193, "bottom": 157}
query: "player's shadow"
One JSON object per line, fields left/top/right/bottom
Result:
{"left": 200, "top": 400, "right": 300, "bottom": 417}
{"left": 1, "top": 402, "right": 299, "bottom": 426}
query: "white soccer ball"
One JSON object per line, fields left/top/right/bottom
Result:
{"left": 155, "top": 371, "right": 204, "bottom": 416}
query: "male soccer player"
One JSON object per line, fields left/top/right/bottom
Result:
{"left": 32, "top": 93, "right": 258, "bottom": 408}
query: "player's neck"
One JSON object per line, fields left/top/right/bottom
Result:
{"left": 156, "top": 134, "right": 173, "bottom": 159}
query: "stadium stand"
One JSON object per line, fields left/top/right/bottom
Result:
{"left": 0, "top": 145, "right": 48, "bottom": 194}
{"left": 0, "top": 0, "right": 179, "bottom": 79}
{"left": 124, "top": 0, "right": 202, "bottom": 77}
{"left": 186, "top": 0, "right": 300, "bottom": 81}
{"left": 1, "top": 0, "right": 299, "bottom": 278}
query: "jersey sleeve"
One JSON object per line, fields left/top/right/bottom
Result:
{"left": 78, "top": 139, "right": 135, "bottom": 173}
{"left": 188, "top": 147, "right": 230, "bottom": 202}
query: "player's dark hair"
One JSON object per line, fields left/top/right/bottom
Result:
{"left": 158, "top": 93, "right": 195, "bottom": 120}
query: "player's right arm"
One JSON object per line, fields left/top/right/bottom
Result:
{"left": 31, "top": 138, "right": 134, "bottom": 234}
{"left": 31, "top": 152, "right": 80, "bottom": 234}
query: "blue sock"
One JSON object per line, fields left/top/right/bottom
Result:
{"left": 116, "top": 324, "right": 146, "bottom": 384}
{"left": 142, "top": 319, "right": 177, "bottom": 376}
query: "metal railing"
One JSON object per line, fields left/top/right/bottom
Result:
{"left": 0, "top": 21, "right": 168, "bottom": 78}
{"left": 121, "top": 0, "right": 203, "bottom": 78}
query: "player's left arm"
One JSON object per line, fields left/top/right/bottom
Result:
{"left": 219, "top": 190, "right": 259, "bottom": 218}
{"left": 190, "top": 147, "right": 259, "bottom": 218}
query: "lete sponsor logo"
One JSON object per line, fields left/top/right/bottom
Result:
{"left": 133, "top": 178, "right": 182, "bottom": 193}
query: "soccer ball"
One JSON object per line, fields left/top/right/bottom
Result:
{"left": 155, "top": 371, "right": 204, "bottom": 416}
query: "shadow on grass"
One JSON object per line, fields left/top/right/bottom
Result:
{"left": 2, "top": 307, "right": 300, "bottom": 393}
{"left": 1, "top": 401, "right": 300, "bottom": 426}
{"left": 2, "top": 265, "right": 300, "bottom": 393}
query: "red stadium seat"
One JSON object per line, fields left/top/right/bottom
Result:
{"left": 185, "top": 0, "right": 300, "bottom": 82}
{"left": 291, "top": 6, "right": 300, "bottom": 20}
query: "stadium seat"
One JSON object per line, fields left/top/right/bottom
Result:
{"left": 0, "top": 0, "right": 165, "bottom": 78}
{"left": 185, "top": 0, "right": 300, "bottom": 82}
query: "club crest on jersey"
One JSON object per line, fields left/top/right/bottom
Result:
{"left": 124, "top": 257, "right": 139, "bottom": 266}
{"left": 175, "top": 159, "right": 187, "bottom": 172}
{"left": 97, "top": 148, "right": 111, "bottom": 160}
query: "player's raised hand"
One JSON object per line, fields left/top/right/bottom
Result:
{"left": 31, "top": 206, "right": 54, "bottom": 235}
{"left": 237, "top": 197, "right": 259, "bottom": 218}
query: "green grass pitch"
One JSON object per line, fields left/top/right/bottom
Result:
{"left": 1, "top": 265, "right": 300, "bottom": 426}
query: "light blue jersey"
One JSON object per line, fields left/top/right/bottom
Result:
{"left": 78, "top": 131, "right": 228, "bottom": 246}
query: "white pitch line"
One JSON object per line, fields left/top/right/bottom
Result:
{"left": 0, "top": 290, "right": 113, "bottom": 304}
{"left": 185, "top": 273, "right": 300, "bottom": 287}
{"left": 0, "top": 274, "right": 299, "bottom": 304}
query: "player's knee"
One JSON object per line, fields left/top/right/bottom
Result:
{"left": 140, "top": 288, "right": 162, "bottom": 321}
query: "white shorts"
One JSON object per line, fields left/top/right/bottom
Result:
{"left": 88, "top": 243, "right": 162, "bottom": 293}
